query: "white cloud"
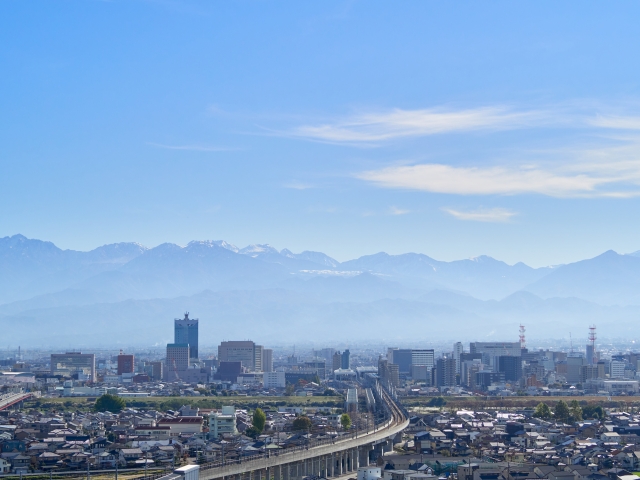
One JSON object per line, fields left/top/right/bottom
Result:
{"left": 388, "top": 206, "right": 410, "bottom": 215}
{"left": 357, "top": 163, "right": 613, "bottom": 197}
{"left": 290, "top": 106, "right": 548, "bottom": 144}
{"left": 443, "top": 207, "right": 517, "bottom": 222}
{"left": 589, "top": 115, "right": 640, "bottom": 130}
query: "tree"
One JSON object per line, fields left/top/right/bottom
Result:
{"left": 252, "top": 408, "right": 266, "bottom": 434}
{"left": 94, "top": 394, "right": 126, "bottom": 413}
{"left": 554, "top": 400, "right": 571, "bottom": 423}
{"left": 569, "top": 400, "right": 583, "bottom": 422}
{"left": 583, "top": 404, "right": 605, "bottom": 420}
{"left": 292, "top": 415, "right": 312, "bottom": 432}
{"left": 340, "top": 413, "right": 351, "bottom": 431}
{"left": 285, "top": 383, "right": 295, "bottom": 396}
{"left": 427, "top": 397, "right": 447, "bottom": 407}
{"left": 533, "top": 402, "right": 551, "bottom": 420}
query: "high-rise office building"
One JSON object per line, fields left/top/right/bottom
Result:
{"left": 341, "top": 349, "right": 350, "bottom": 369}
{"left": 470, "top": 342, "right": 521, "bottom": 356}
{"left": 498, "top": 356, "right": 522, "bottom": 382}
{"left": 580, "top": 363, "right": 605, "bottom": 383}
{"left": 388, "top": 349, "right": 412, "bottom": 374}
{"left": 435, "top": 357, "right": 456, "bottom": 387}
{"left": 146, "top": 361, "right": 163, "bottom": 380}
{"left": 611, "top": 360, "right": 626, "bottom": 379}
{"left": 470, "top": 342, "right": 521, "bottom": 371}
{"left": 254, "top": 344, "right": 264, "bottom": 372}
{"left": 411, "top": 349, "right": 435, "bottom": 370}
{"left": 263, "top": 349, "right": 273, "bottom": 373}
{"left": 332, "top": 352, "right": 342, "bottom": 372}
{"left": 166, "top": 344, "right": 190, "bottom": 381}
{"left": 566, "top": 355, "right": 585, "bottom": 384}
{"left": 387, "top": 348, "right": 434, "bottom": 378}
{"left": 51, "top": 352, "right": 96, "bottom": 381}
{"left": 586, "top": 344, "right": 598, "bottom": 366}
{"left": 453, "top": 342, "right": 464, "bottom": 375}
{"left": 218, "top": 341, "right": 264, "bottom": 372}
{"left": 174, "top": 312, "right": 199, "bottom": 359}
{"left": 117, "top": 352, "right": 135, "bottom": 375}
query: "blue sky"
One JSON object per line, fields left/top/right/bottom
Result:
{"left": 2, "top": 1, "right": 640, "bottom": 267}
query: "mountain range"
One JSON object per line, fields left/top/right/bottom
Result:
{"left": 2, "top": 234, "right": 640, "bottom": 347}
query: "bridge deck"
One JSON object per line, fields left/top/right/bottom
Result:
{"left": 0, "top": 393, "right": 32, "bottom": 411}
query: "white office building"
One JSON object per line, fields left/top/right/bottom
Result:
{"left": 263, "top": 371, "right": 286, "bottom": 389}
{"left": 209, "top": 406, "right": 238, "bottom": 438}
{"left": 610, "top": 360, "right": 626, "bottom": 379}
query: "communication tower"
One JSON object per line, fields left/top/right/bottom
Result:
{"left": 519, "top": 324, "right": 526, "bottom": 349}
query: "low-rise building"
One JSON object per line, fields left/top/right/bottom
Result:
{"left": 157, "top": 417, "right": 203, "bottom": 436}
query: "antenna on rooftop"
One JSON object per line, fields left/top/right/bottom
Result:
{"left": 570, "top": 332, "right": 573, "bottom": 353}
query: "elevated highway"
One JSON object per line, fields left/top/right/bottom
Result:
{"left": 198, "top": 382, "right": 408, "bottom": 480}
{"left": 0, "top": 393, "right": 33, "bottom": 411}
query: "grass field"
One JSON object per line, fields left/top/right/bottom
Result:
{"left": 25, "top": 395, "right": 344, "bottom": 412}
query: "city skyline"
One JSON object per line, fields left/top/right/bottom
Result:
{"left": 3, "top": 3, "right": 640, "bottom": 479}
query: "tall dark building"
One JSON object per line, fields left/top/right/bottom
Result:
{"left": 475, "top": 371, "right": 505, "bottom": 389}
{"left": 117, "top": 353, "right": 135, "bottom": 375}
{"left": 389, "top": 349, "right": 412, "bottom": 374}
{"left": 341, "top": 349, "right": 350, "bottom": 369}
{"left": 498, "top": 356, "right": 522, "bottom": 382}
{"left": 174, "top": 312, "right": 199, "bottom": 359}
{"left": 435, "top": 357, "right": 456, "bottom": 387}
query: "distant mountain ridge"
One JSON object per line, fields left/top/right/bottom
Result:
{"left": 0, "top": 233, "right": 554, "bottom": 305}
{"left": 4, "top": 233, "right": 640, "bottom": 345}
{"left": 0, "top": 234, "right": 148, "bottom": 304}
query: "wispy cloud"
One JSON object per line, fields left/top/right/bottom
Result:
{"left": 589, "top": 115, "right": 640, "bottom": 130}
{"left": 147, "top": 142, "right": 237, "bottom": 152}
{"left": 443, "top": 207, "right": 517, "bottom": 222}
{"left": 288, "top": 106, "right": 550, "bottom": 145}
{"left": 357, "top": 140, "right": 640, "bottom": 199}
{"left": 357, "top": 163, "right": 609, "bottom": 197}
{"left": 284, "top": 181, "right": 314, "bottom": 190}
{"left": 388, "top": 206, "right": 410, "bottom": 215}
